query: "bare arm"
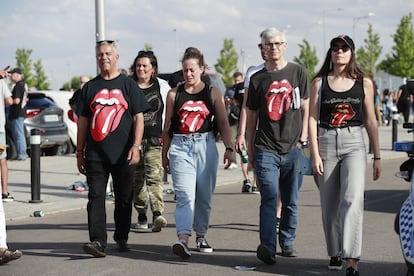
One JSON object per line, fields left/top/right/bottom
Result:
{"left": 308, "top": 77, "right": 323, "bottom": 175}
{"left": 235, "top": 86, "right": 249, "bottom": 153}
{"left": 127, "top": 112, "right": 144, "bottom": 165}
{"left": 76, "top": 116, "right": 88, "bottom": 175}
{"left": 246, "top": 107, "right": 258, "bottom": 169}
{"left": 211, "top": 87, "right": 234, "bottom": 168}
{"left": 363, "top": 77, "right": 381, "bottom": 181}
{"left": 162, "top": 88, "right": 176, "bottom": 174}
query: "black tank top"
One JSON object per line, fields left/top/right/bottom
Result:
{"left": 170, "top": 83, "right": 215, "bottom": 134}
{"left": 319, "top": 76, "right": 364, "bottom": 129}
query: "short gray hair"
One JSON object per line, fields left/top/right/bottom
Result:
{"left": 260, "top": 28, "right": 287, "bottom": 44}
{"left": 95, "top": 40, "right": 119, "bottom": 55}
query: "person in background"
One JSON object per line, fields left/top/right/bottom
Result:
{"left": 309, "top": 35, "right": 381, "bottom": 276}
{"left": 8, "top": 68, "right": 27, "bottom": 161}
{"left": 129, "top": 50, "right": 170, "bottom": 232}
{"left": 397, "top": 83, "right": 412, "bottom": 123}
{"left": 77, "top": 40, "right": 149, "bottom": 257}
{"left": 0, "top": 66, "right": 22, "bottom": 264}
{"left": 246, "top": 27, "right": 309, "bottom": 264}
{"left": 224, "top": 71, "right": 243, "bottom": 170}
{"left": 69, "top": 75, "right": 90, "bottom": 116}
{"left": 162, "top": 47, "right": 234, "bottom": 259}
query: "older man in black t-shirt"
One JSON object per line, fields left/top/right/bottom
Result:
{"left": 77, "top": 40, "right": 149, "bottom": 258}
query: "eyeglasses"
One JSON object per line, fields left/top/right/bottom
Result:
{"left": 331, "top": 44, "right": 351, "bottom": 52}
{"left": 96, "top": 40, "right": 115, "bottom": 45}
{"left": 263, "top": 42, "right": 286, "bottom": 49}
{"left": 257, "top": 43, "right": 263, "bottom": 49}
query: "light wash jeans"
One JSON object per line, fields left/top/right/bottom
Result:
{"left": 315, "top": 126, "right": 366, "bottom": 259}
{"left": 255, "top": 146, "right": 304, "bottom": 254}
{"left": 9, "top": 117, "right": 27, "bottom": 159}
{"left": 169, "top": 132, "right": 218, "bottom": 237}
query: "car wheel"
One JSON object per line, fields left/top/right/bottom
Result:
{"left": 6, "top": 134, "right": 17, "bottom": 160}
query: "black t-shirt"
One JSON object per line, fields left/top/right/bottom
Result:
{"left": 9, "top": 80, "right": 26, "bottom": 119}
{"left": 141, "top": 79, "right": 164, "bottom": 139}
{"left": 69, "top": 88, "right": 82, "bottom": 115}
{"left": 80, "top": 74, "right": 150, "bottom": 164}
{"left": 247, "top": 62, "right": 309, "bottom": 154}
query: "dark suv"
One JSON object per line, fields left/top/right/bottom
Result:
{"left": 6, "top": 92, "right": 70, "bottom": 159}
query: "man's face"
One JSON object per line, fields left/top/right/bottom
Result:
{"left": 233, "top": 75, "right": 243, "bottom": 84}
{"left": 263, "top": 35, "right": 287, "bottom": 61}
{"left": 96, "top": 44, "right": 119, "bottom": 73}
{"left": 10, "top": 72, "right": 21, "bottom": 83}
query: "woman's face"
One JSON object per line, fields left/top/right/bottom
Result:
{"left": 135, "top": 57, "right": 154, "bottom": 82}
{"left": 182, "top": 58, "right": 204, "bottom": 85}
{"left": 331, "top": 41, "right": 352, "bottom": 66}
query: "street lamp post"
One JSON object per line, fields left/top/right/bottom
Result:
{"left": 323, "top": 8, "right": 344, "bottom": 53}
{"left": 352, "top": 12, "right": 375, "bottom": 40}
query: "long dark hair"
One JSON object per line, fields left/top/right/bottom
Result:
{"left": 130, "top": 50, "right": 158, "bottom": 83}
{"left": 313, "top": 46, "right": 365, "bottom": 82}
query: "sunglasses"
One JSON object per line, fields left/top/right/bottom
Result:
{"left": 96, "top": 40, "right": 115, "bottom": 45}
{"left": 331, "top": 44, "right": 351, "bottom": 52}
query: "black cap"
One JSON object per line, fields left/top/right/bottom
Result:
{"left": 8, "top": 68, "right": 22, "bottom": 74}
{"left": 330, "top": 35, "right": 355, "bottom": 51}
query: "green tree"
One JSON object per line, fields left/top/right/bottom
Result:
{"left": 33, "top": 60, "right": 50, "bottom": 90}
{"left": 356, "top": 24, "right": 382, "bottom": 77}
{"left": 214, "top": 38, "right": 239, "bottom": 87}
{"left": 379, "top": 13, "right": 414, "bottom": 78}
{"left": 15, "top": 48, "right": 50, "bottom": 90}
{"left": 293, "top": 39, "right": 318, "bottom": 80}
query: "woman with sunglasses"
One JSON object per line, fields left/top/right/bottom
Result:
{"left": 308, "top": 35, "right": 381, "bottom": 276}
{"left": 129, "top": 50, "right": 171, "bottom": 232}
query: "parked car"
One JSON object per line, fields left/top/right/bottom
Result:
{"left": 40, "top": 90, "right": 77, "bottom": 153}
{"left": 6, "top": 91, "right": 70, "bottom": 159}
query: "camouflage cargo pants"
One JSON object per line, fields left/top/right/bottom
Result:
{"left": 133, "top": 140, "right": 165, "bottom": 216}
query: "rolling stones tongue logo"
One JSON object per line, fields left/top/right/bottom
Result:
{"left": 265, "top": 79, "right": 293, "bottom": 121}
{"left": 90, "top": 88, "right": 128, "bottom": 141}
{"left": 330, "top": 104, "right": 355, "bottom": 127}
{"left": 177, "top": 100, "right": 210, "bottom": 133}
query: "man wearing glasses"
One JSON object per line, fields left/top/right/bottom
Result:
{"left": 245, "top": 27, "right": 309, "bottom": 264}
{"left": 76, "top": 40, "right": 149, "bottom": 257}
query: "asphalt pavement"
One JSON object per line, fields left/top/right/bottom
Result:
{"left": 1, "top": 124, "right": 413, "bottom": 275}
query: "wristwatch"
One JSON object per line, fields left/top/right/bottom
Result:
{"left": 298, "top": 140, "right": 308, "bottom": 146}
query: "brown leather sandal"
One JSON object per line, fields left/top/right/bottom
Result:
{"left": 0, "top": 249, "right": 22, "bottom": 265}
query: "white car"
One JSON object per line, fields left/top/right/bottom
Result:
{"left": 39, "top": 90, "right": 77, "bottom": 153}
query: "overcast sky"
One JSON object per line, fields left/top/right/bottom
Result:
{"left": 0, "top": 0, "right": 412, "bottom": 90}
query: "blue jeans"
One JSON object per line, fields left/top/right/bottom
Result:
{"left": 169, "top": 132, "right": 218, "bottom": 237}
{"left": 9, "top": 117, "right": 27, "bottom": 159}
{"left": 255, "top": 147, "right": 303, "bottom": 254}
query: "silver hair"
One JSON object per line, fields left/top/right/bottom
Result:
{"left": 260, "top": 28, "right": 287, "bottom": 44}
{"left": 95, "top": 40, "right": 119, "bottom": 55}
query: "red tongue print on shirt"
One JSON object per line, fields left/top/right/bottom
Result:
{"left": 90, "top": 88, "right": 128, "bottom": 141}
{"left": 177, "top": 100, "right": 210, "bottom": 133}
{"left": 265, "top": 79, "right": 293, "bottom": 121}
{"left": 330, "top": 104, "right": 355, "bottom": 127}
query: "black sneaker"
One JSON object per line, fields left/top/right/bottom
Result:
{"left": 256, "top": 244, "right": 276, "bottom": 265}
{"left": 242, "top": 179, "right": 252, "bottom": 193}
{"left": 280, "top": 245, "right": 297, "bottom": 257}
{"left": 83, "top": 241, "right": 106, "bottom": 258}
{"left": 328, "top": 256, "right": 343, "bottom": 270}
{"left": 172, "top": 240, "right": 191, "bottom": 258}
{"left": 346, "top": 267, "right": 359, "bottom": 276}
{"left": 196, "top": 237, "right": 213, "bottom": 253}
{"left": 116, "top": 240, "right": 129, "bottom": 252}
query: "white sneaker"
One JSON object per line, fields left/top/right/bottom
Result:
{"left": 196, "top": 237, "right": 213, "bottom": 253}
{"left": 226, "top": 162, "right": 238, "bottom": 170}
